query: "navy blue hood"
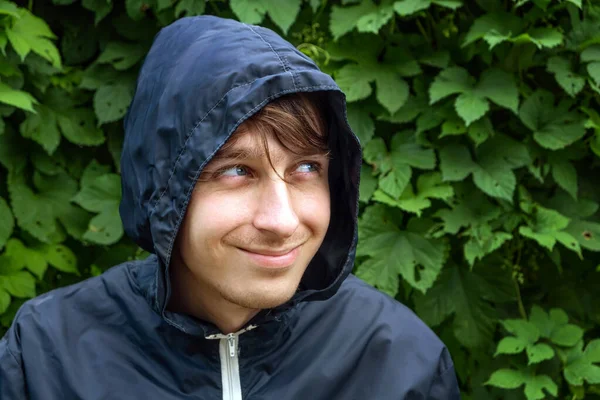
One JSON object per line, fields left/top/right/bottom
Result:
{"left": 119, "top": 16, "right": 361, "bottom": 315}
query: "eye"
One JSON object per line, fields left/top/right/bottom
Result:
{"left": 295, "top": 162, "right": 320, "bottom": 173}
{"left": 220, "top": 165, "right": 249, "bottom": 177}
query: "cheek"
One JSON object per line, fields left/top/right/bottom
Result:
{"left": 294, "top": 186, "right": 331, "bottom": 236}
{"left": 182, "top": 191, "right": 253, "bottom": 246}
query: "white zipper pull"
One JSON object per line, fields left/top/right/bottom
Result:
{"left": 227, "top": 333, "right": 236, "bottom": 358}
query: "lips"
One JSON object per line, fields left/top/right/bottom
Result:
{"left": 237, "top": 245, "right": 301, "bottom": 268}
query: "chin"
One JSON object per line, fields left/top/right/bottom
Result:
{"left": 223, "top": 282, "right": 299, "bottom": 310}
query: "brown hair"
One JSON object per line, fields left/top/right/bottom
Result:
{"left": 201, "top": 92, "right": 329, "bottom": 180}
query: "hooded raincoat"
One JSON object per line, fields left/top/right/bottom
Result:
{"left": 0, "top": 16, "right": 460, "bottom": 400}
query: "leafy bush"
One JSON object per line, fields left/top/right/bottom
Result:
{"left": 0, "top": 0, "right": 598, "bottom": 398}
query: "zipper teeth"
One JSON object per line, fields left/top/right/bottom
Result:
{"left": 226, "top": 338, "right": 234, "bottom": 399}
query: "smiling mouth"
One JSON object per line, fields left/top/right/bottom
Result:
{"left": 237, "top": 245, "right": 302, "bottom": 268}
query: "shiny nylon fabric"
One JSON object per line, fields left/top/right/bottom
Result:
{"left": 0, "top": 15, "right": 460, "bottom": 399}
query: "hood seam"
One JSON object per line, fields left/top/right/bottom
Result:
{"left": 244, "top": 24, "right": 298, "bottom": 91}
{"left": 148, "top": 78, "right": 261, "bottom": 218}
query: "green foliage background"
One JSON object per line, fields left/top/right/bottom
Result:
{"left": 0, "top": 0, "right": 599, "bottom": 398}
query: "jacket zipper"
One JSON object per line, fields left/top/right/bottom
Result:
{"left": 206, "top": 325, "right": 257, "bottom": 400}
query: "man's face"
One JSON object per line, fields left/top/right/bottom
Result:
{"left": 176, "top": 127, "right": 331, "bottom": 311}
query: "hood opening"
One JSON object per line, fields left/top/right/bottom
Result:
{"left": 119, "top": 16, "right": 361, "bottom": 334}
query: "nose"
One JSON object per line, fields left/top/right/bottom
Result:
{"left": 252, "top": 179, "right": 299, "bottom": 238}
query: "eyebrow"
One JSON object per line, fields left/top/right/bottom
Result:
{"left": 212, "top": 143, "right": 328, "bottom": 165}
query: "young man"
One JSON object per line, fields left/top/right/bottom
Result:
{"left": 0, "top": 16, "right": 460, "bottom": 399}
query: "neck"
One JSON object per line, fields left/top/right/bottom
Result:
{"left": 167, "top": 253, "right": 259, "bottom": 334}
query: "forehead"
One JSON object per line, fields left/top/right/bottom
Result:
{"left": 215, "top": 128, "right": 268, "bottom": 159}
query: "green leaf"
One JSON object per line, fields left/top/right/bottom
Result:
{"left": 309, "top": 0, "right": 321, "bottom": 13}
{"left": 6, "top": 9, "right": 61, "bottom": 68}
{"left": 487, "top": 369, "right": 557, "bottom": 400}
{"left": 566, "top": 219, "right": 600, "bottom": 252}
{"left": 391, "top": 132, "right": 436, "bottom": 169}
{"left": 363, "top": 138, "right": 391, "bottom": 173}
{"left": 564, "top": 340, "right": 600, "bottom": 386}
{"left": 551, "top": 159, "right": 578, "bottom": 199}
{"left": 0, "top": 289, "right": 10, "bottom": 314}
{"left": 125, "top": 0, "right": 145, "bottom": 20}
{"left": 82, "top": 207, "right": 124, "bottom": 245}
{"left": 414, "top": 264, "right": 496, "bottom": 348}
{"left": 93, "top": 82, "right": 133, "bottom": 125}
{"left": 496, "top": 319, "right": 554, "bottom": 365}
{"left": 74, "top": 173, "right": 121, "bottom": 213}
{"left": 8, "top": 171, "right": 63, "bottom": 243}
{"left": 81, "top": 159, "right": 111, "bottom": 188}
{"left": 73, "top": 173, "right": 123, "bottom": 245}
{"left": 503, "top": 319, "right": 540, "bottom": 342}
{"left": 467, "top": 117, "right": 494, "bottom": 146}
{"left": 359, "top": 165, "right": 377, "bottom": 203}
{"left": 529, "top": 306, "right": 584, "bottom": 347}
{"left": 0, "top": 82, "right": 37, "bottom": 112}
{"left": 475, "top": 68, "right": 519, "bottom": 113}
{"left": 496, "top": 336, "right": 526, "bottom": 354}
{"left": 263, "top": 0, "right": 301, "bottom": 34}
{"left": 429, "top": 67, "right": 474, "bottom": 104}
{"left": 335, "top": 64, "right": 372, "bottom": 102}
{"left": 0, "top": 271, "right": 36, "bottom": 298}
{"left": 0, "top": 1, "right": 19, "bottom": 17}
{"left": 464, "top": 226, "right": 511, "bottom": 266}
{"left": 454, "top": 92, "right": 489, "bottom": 126}
{"left": 356, "top": 4, "right": 394, "bottom": 34}
{"left": 357, "top": 205, "right": 446, "bottom": 294}
{"left": 374, "top": 70, "right": 409, "bottom": 114}
{"left": 519, "top": 90, "right": 586, "bottom": 150}
{"left": 82, "top": 0, "right": 113, "bottom": 25}
{"left": 2, "top": 239, "right": 48, "bottom": 280}
{"left": 581, "top": 45, "right": 600, "bottom": 62}
{"left": 393, "top": 0, "right": 431, "bottom": 16}
{"left": 377, "top": 161, "right": 411, "bottom": 199}
{"left": 96, "top": 41, "right": 146, "bottom": 71}
{"left": 486, "top": 369, "right": 524, "bottom": 390}
{"left": 472, "top": 158, "right": 515, "bottom": 202}
{"left": 439, "top": 144, "right": 476, "bottom": 181}
{"left": 547, "top": 56, "right": 586, "bottom": 97}
{"left": 57, "top": 108, "right": 105, "bottom": 146}
{"left": 19, "top": 105, "right": 61, "bottom": 154}
{"left": 375, "top": 172, "right": 453, "bottom": 216}
{"left": 231, "top": 0, "right": 300, "bottom": 34}
{"left": 435, "top": 185, "right": 500, "bottom": 234}
{"left": 469, "top": 135, "right": 529, "bottom": 202}
{"left": 440, "top": 118, "right": 466, "bottom": 137}
{"left": 527, "top": 343, "right": 555, "bottom": 364}
{"left": 229, "top": 0, "right": 266, "bottom": 23}
{"left": 525, "top": 28, "right": 564, "bottom": 49}
{"left": 330, "top": 1, "right": 377, "bottom": 40}
{"left": 519, "top": 205, "right": 581, "bottom": 255}
{"left": 587, "top": 62, "right": 600, "bottom": 85}
{"left": 8, "top": 169, "right": 88, "bottom": 243}
{"left": 174, "top": 0, "right": 206, "bottom": 17}
{"left": 347, "top": 104, "right": 374, "bottom": 146}
{"left": 368, "top": 133, "right": 435, "bottom": 200}
{"left": 379, "top": 90, "right": 428, "bottom": 124}
{"left": 519, "top": 90, "right": 554, "bottom": 132}
{"left": 463, "top": 12, "right": 523, "bottom": 47}
{"left": 0, "top": 197, "right": 14, "bottom": 250}
{"left": 432, "top": 0, "right": 462, "bottom": 9}
{"left": 80, "top": 63, "right": 122, "bottom": 90}
{"left": 42, "top": 244, "right": 79, "bottom": 275}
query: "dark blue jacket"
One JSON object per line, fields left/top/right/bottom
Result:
{"left": 0, "top": 16, "right": 460, "bottom": 399}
